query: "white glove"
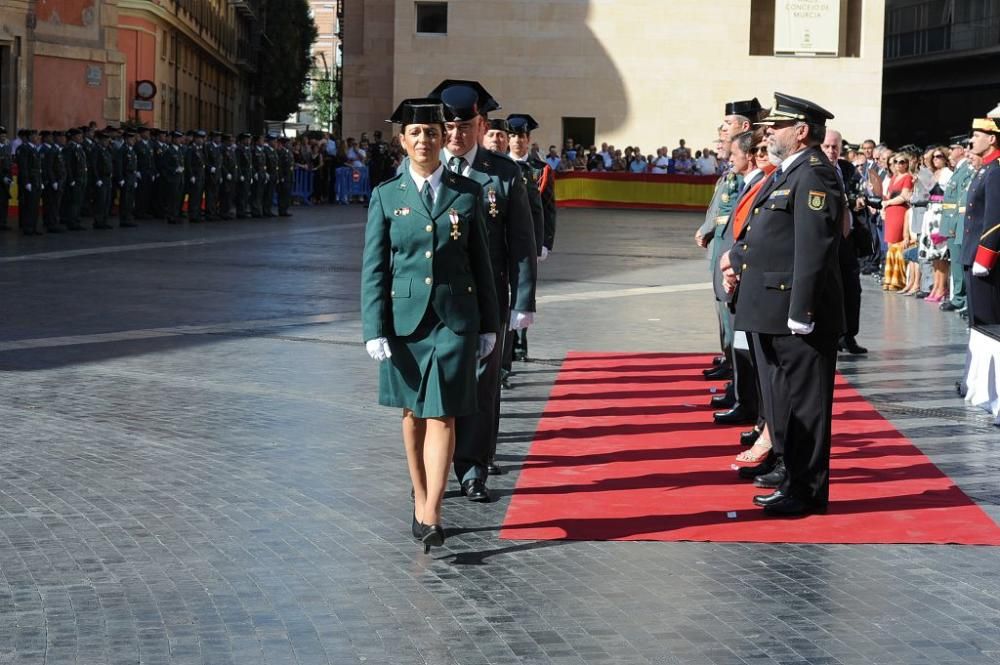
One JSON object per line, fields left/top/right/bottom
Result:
{"left": 134, "top": 180, "right": 139, "bottom": 189}
{"left": 136, "top": 171, "right": 141, "bottom": 179}
{"left": 210, "top": 167, "right": 216, "bottom": 174}
{"left": 175, "top": 166, "right": 183, "bottom": 173}
{"left": 788, "top": 318, "right": 815, "bottom": 335}
{"left": 227, "top": 174, "right": 232, "bottom": 181}
{"left": 240, "top": 176, "right": 245, "bottom": 182}
{"left": 973, "top": 262, "right": 990, "bottom": 277}
{"left": 478, "top": 332, "right": 497, "bottom": 359}
{"left": 70, "top": 181, "right": 76, "bottom": 186}
{"left": 25, "top": 183, "right": 31, "bottom": 192}
{"left": 365, "top": 337, "right": 392, "bottom": 361}
{"left": 509, "top": 310, "right": 535, "bottom": 331}
{"left": 189, "top": 177, "right": 196, "bottom": 184}
{"left": 539, "top": 246, "right": 550, "bottom": 261}
{"left": 96, "top": 180, "right": 103, "bottom": 187}
{"left": 52, "top": 182, "right": 58, "bottom": 191}
{"left": 2, "top": 177, "right": 10, "bottom": 186}
{"left": 119, "top": 180, "right": 125, "bottom": 187}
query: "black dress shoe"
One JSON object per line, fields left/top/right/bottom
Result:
{"left": 711, "top": 355, "right": 726, "bottom": 366}
{"left": 959, "top": 310, "right": 969, "bottom": 321}
{"left": 412, "top": 513, "right": 422, "bottom": 539}
{"left": 939, "top": 301, "right": 959, "bottom": 312}
{"left": 713, "top": 406, "right": 756, "bottom": 425}
{"left": 487, "top": 463, "right": 504, "bottom": 476}
{"left": 914, "top": 290, "right": 929, "bottom": 299}
{"left": 752, "top": 489, "right": 788, "bottom": 507}
{"left": 710, "top": 394, "right": 735, "bottom": 409}
{"left": 841, "top": 336, "right": 868, "bottom": 354}
{"left": 740, "top": 428, "right": 761, "bottom": 447}
{"left": 753, "top": 458, "right": 786, "bottom": 488}
{"left": 763, "top": 496, "right": 826, "bottom": 516}
{"left": 420, "top": 524, "right": 445, "bottom": 553}
{"left": 703, "top": 364, "right": 733, "bottom": 380}
{"left": 738, "top": 452, "right": 776, "bottom": 480}
{"left": 956, "top": 380, "right": 967, "bottom": 398}
{"left": 461, "top": 478, "right": 490, "bottom": 502}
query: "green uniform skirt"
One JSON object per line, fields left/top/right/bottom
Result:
{"left": 379, "top": 308, "right": 479, "bottom": 418}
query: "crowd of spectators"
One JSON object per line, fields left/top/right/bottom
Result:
{"left": 544, "top": 138, "right": 726, "bottom": 176}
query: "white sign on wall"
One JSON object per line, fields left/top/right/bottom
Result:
{"left": 774, "top": 0, "right": 843, "bottom": 57}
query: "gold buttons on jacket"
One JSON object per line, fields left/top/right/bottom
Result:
{"left": 753, "top": 208, "right": 759, "bottom": 215}
{"left": 424, "top": 277, "right": 432, "bottom": 285}
{"left": 742, "top": 264, "right": 748, "bottom": 270}
{"left": 780, "top": 284, "right": 786, "bottom": 290}
{"left": 425, "top": 251, "right": 432, "bottom": 258}
{"left": 467, "top": 286, "right": 473, "bottom": 293}
{"left": 425, "top": 224, "right": 433, "bottom": 232}
{"left": 742, "top": 243, "right": 748, "bottom": 250}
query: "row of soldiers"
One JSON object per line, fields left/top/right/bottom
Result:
{"left": 0, "top": 125, "right": 297, "bottom": 236}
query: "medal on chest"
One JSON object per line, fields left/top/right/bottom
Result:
{"left": 449, "top": 209, "right": 461, "bottom": 240}
{"left": 393, "top": 207, "right": 411, "bottom": 217}
{"left": 487, "top": 187, "right": 498, "bottom": 218}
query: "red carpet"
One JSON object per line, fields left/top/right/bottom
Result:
{"left": 500, "top": 352, "right": 1000, "bottom": 545}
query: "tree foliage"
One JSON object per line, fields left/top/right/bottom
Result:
{"left": 260, "top": 0, "right": 318, "bottom": 120}
{"left": 307, "top": 66, "right": 338, "bottom": 130}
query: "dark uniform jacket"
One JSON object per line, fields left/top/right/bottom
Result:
{"left": 41, "top": 143, "right": 66, "bottom": 189}
{"left": 277, "top": 146, "right": 294, "bottom": 182}
{"left": 962, "top": 151, "right": 1000, "bottom": 269}
{"left": 236, "top": 144, "right": 253, "bottom": 183}
{"left": 528, "top": 154, "right": 557, "bottom": 251}
{"left": 115, "top": 143, "right": 138, "bottom": 184}
{"left": 204, "top": 142, "right": 221, "bottom": 183}
{"left": 65, "top": 142, "right": 88, "bottom": 187}
{"left": 91, "top": 144, "right": 114, "bottom": 183}
{"left": 158, "top": 143, "right": 184, "bottom": 182}
{"left": 361, "top": 169, "right": 499, "bottom": 341}
{"left": 221, "top": 144, "right": 237, "bottom": 183}
{"left": 514, "top": 157, "right": 545, "bottom": 256}
{"left": 185, "top": 143, "right": 205, "bottom": 185}
{"left": 134, "top": 139, "right": 154, "bottom": 181}
{"left": 1, "top": 141, "right": 13, "bottom": 194}
{"left": 730, "top": 146, "right": 845, "bottom": 337}
{"left": 17, "top": 143, "right": 43, "bottom": 189}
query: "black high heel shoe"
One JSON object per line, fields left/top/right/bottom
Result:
{"left": 420, "top": 524, "right": 445, "bottom": 553}
{"left": 412, "top": 513, "right": 422, "bottom": 540}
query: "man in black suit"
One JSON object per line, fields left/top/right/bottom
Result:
{"left": 821, "top": 129, "right": 867, "bottom": 355}
{"left": 962, "top": 117, "right": 1000, "bottom": 326}
{"left": 721, "top": 93, "right": 844, "bottom": 516}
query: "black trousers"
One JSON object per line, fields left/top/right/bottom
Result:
{"left": 19, "top": 187, "right": 41, "bottom": 233}
{"left": 455, "top": 283, "right": 509, "bottom": 483}
{"left": 204, "top": 177, "right": 219, "bottom": 219}
{"left": 43, "top": 184, "right": 63, "bottom": 229}
{"left": 965, "top": 265, "right": 1000, "bottom": 326}
{"left": 187, "top": 181, "right": 204, "bottom": 222}
{"left": 0, "top": 188, "right": 8, "bottom": 228}
{"left": 839, "top": 239, "right": 862, "bottom": 338}
{"left": 753, "top": 331, "right": 837, "bottom": 506}
{"left": 732, "top": 341, "right": 758, "bottom": 417}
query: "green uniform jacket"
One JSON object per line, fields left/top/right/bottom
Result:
{"left": 940, "top": 159, "right": 974, "bottom": 245}
{"left": 514, "top": 157, "right": 545, "bottom": 256}
{"left": 158, "top": 143, "right": 184, "bottom": 183}
{"left": 236, "top": 144, "right": 252, "bottom": 183}
{"left": 361, "top": 169, "right": 499, "bottom": 341}
{"left": 16, "top": 143, "right": 42, "bottom": 188}
{"left": 66, "top": 142, "right": 88, "bottom": 189}
{"left": 528, "top": 155, "right": 557, "bottom": 251}
{"left": 277, "top": 146, "right": 294, "bottom": 182}
{"left": 185, "top": 144, "right": 205, "bottom": 186}
{"left": 697, "top": 173, "right": 729, "bottom": 255}
{"left": 709, "top": 171, "right": 745, "bottom": 301}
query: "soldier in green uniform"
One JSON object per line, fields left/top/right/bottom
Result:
{"left": 262, "top": 133, "right": 278, "bottom": 217}
{"left": 275, "top": 136, "right": 294, "bottom": 216}
{"left": 0, "top": 126, "right": 12, "bottom": 231}
{"left": 134, "top": 127, "right": 154, "bottom": 219}
{"left": 235, "top": 133, "right": 253, "bottom": 219}
{"left": 185, "top": 130, "right": 207, "bottom": 223}
{"left": 63, "top": 128, "right": 89, "bottom": 230}
{"left": 116, "top": 131, "right": 139, "bottom": 227}
{"left": 80, "top": 125, "right": 96, "bottom": 218}
{"left": 507, "top": 113, "right": 556, "bottom": 365}
{"left": 250, "top": 135, "right": 267, "bottom": 218}
{"left": 940, "top": 135, "right": 975, "bottom": 314}
{"left": 427, "top": 80, "right": 538, "bottom": 501}
{"left": 40, "top": 131, "right": 65, "bottom": 233}
{"left": 218, "top": 133, "right": 236, "bottom": 219}
{"left": 203, "top": 131, "right": 222, "bottom": 220}
{"left": 361, "top": 99, "right": 498, "bottom": 552}
{"left": 16, "top": 129, "right": 43, "bottom": 235}
{"left": 90, "top": 131, "right": 114, "bottom": 230}
{"left": 161, "top": 131, "right": 186, "bottom": 224}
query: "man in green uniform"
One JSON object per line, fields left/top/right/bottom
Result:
{"left": 161, "top": 131, "right": 186, "bottom": 224}
{"left": 203, "top": 131, "right": 222, "bottom": 220}
{"left": 185, "top": 130, "right": 207, "bottom": 223}
{"left": 90, "top": 131, "right": 114, "bottom": 230}
{"left": 262, "top": 133, "right": 278, "bottom": 217}
{"left": 16, "top": 129, "right": 43, "bottom": 235}
{"left": 251, "top": 135, "right": 267, "bottom": 218}
{"left": 0, "top": 125, "right": 10, "bottom": 231}
{"left": 218, "top": 133, "right": 236, "bottom": 220}
{"left": 40, "top": 131, "right": 66, "bottom": 233}
{"left": 115, "top": 130, "right": 139, "bottom": 227}
{"left": 134, "top": 127, "right": 154, "bottom": 219}
{"left": 63, "top": 128, "right": 89, "bottom": 230}
{"left": 275, "top": 136, "right": 294, "bottom": 216}
{"left": 940, "top": 135, "right": 975, "bottom": 315}
{"left": 428, "top": 80, "right": 538, "bottom": 500}
{"left": 235, "top": 133, "right": 253, "bottom": 219}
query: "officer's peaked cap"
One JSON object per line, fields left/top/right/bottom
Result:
{"left": 487, "top": 118, "right": 510, "bottom": 133}
{"left": 428, "top": 80, "right": 501, "bottom": 121}
{"left": 757, "top": 92, "right": 834, "bottom": 126}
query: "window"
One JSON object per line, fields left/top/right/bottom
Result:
{"left": 562, "top": 117, "right": 595, "bottom": 152}
{"left": 416, "top": 2, "right": 447, "bottom": 34}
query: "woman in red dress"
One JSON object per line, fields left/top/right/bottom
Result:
{"left": 882, "top": 154, "right": 914, "bottom": 291}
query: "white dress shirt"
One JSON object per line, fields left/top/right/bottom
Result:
{"left": 443, "top": 144, "right": 477, "bottom": 177}
{"left": 409, "top": 162, "right": 444, "bottom": 205}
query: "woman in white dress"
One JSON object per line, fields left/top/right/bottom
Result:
{"left": 918, "top": 147, "right": 953, "bottom": 302}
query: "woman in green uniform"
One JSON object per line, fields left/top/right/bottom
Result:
{"left": 361, "top": 99, "right": 499, "bottom": 552}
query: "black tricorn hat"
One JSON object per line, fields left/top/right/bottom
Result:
{"left": 506, "top": 114, "right": 538, "bottom": 134}
{"left": 949, "top": 134, "right": 969, "bottom": 147}
{"left": 428, "top": 79, "right": 501, "bottom": 121}
{"left": 171, "top": 130, "right": 184, "bottom": 138}
{"left": 388, "top": 98, "right": 446, "bottom": 125}
{"left": 725, "top": 98, "right": 762, "bottom": 119}
{"left": 66, "top": 128, "right": 82, "bottom": 137}
{"left": 758, "top": 92, "right": 834, "bottom": 126}
{"left": 487, "top": 118, "right": 510, "bottom": 133}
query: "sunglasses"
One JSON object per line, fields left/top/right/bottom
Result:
{"left": 754, "top": 146, "right": 768, "bottom": 155}
{"left": 892, "top": 159, "right": 909, "bottom": 165}
{"left": 932, "top": 154, "right": 946, "bottom": 159}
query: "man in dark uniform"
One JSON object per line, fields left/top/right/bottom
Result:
{"left": 63, "top": 128, "right": 89, "bottom": 230}
{"left": 0, "top": 125, "right": 11, "bottom": 230}
{"left": 250, "top": 135, "right": 267, "bottom": 218}
{"left": 90, "top": 131, "right": 115, "bottom": 230}
{"left": 235, "top": 133, "right": 253, "bottom": 219}
{"left": 134, "top": 127, "right": 154, "bottom": 219}
{"left": 16, "top": 129, "right": 43, "bottom": 235}
{"left": 275, "top": 136, "right": 294, "bottom": 217}
{"left": 116, "top": 130, "right": 139, "bottom": 227}
{"left": 204, "top": 131, "right": 222, "bottom": 220}
{"left": 161, "top": 130, "right": 186, "bottom": 224}
{"left": 80, "top": 125, "right": 96, "bottom": 218}
{"left": 218, "top": 133, "right": 236, "bottom": 219}
{"left": 367, "top": 129, "right": 392, "bottom": 187}
{"left": 262, "top": 133, "right": 278, "bottom": 217}
{"left": 963, "top": 117, "right": 1000, "bottom": 326}
{"left": 428, "top": 80, "right": 538, "bottom": 500}
{"left": 41, "top": 131, "right": 67, "bottom": 233}
{"left": 722, "top": 93, "right": 844, "bottom": 516}
{"left": 185, "top": 130, "right": 207, "bottom": 223}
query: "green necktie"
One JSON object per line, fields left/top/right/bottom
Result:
{"left": 449, "top": 156, "right": 466, "bottom": 174}
{"left": 422, "top": 182, "right": 434, "bottom": 212}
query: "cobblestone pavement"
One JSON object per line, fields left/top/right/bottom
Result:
{"left": 1, "top": 207, "right": 998, "bottom": 665}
